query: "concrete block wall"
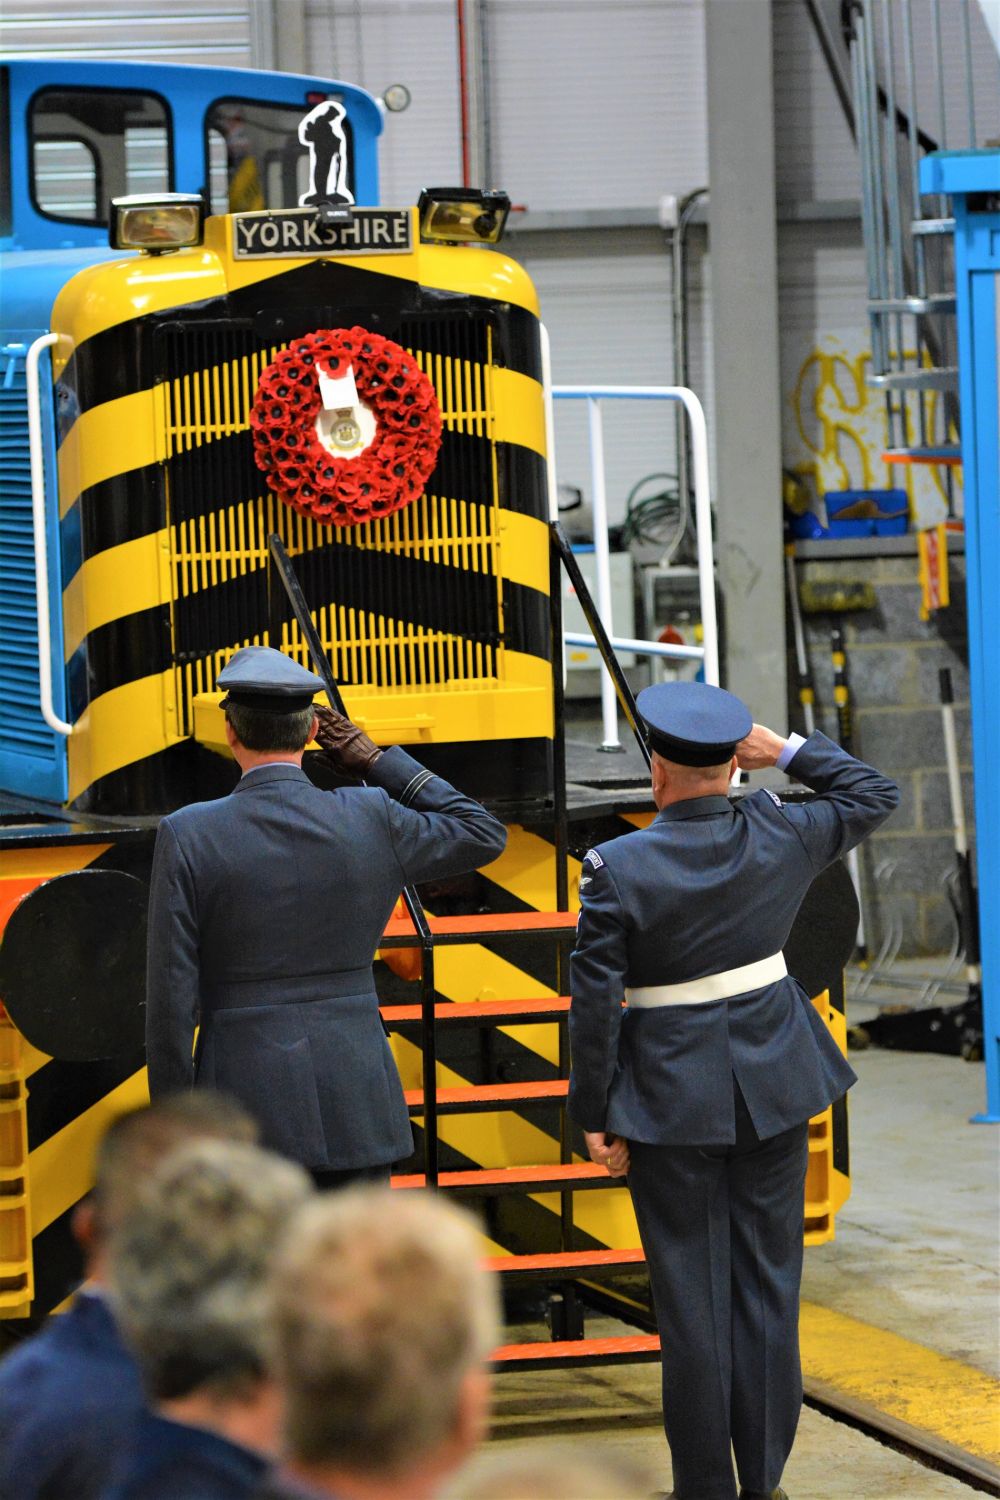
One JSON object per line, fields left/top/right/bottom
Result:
{"left": 789, "top": 548, "right": 972, "bottom": 957}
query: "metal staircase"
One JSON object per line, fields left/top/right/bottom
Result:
{"left": 380, "top": 904, "right": 660, "bottom": 1367}
{"left": 839, "top": 0, "right": 999, "bottom": 488}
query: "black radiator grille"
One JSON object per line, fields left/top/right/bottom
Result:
{"left": 155, "top": 315, "right": 503, "bottom": 732}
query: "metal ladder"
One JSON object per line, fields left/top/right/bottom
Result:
{"left": 840, "top": 0, "right": 999, "bottom": 489}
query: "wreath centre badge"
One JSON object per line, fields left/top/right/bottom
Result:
{"left": 250, "top": 327, "right": 443, "bottom": 526}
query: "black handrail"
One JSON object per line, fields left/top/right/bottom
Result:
{"left": 267, "top": 533, "right": 440, "bottom": 1185}
{"left": 550, "top": 521, "right": 651, "bottom": 771}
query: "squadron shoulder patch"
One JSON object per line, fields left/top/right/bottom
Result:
{"left": 764, "top": 789, "right": 783, "bottom": 808}
{"left": 583, "top": 848, "right": 604, "bottom": 869}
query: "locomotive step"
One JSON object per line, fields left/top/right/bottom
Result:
{"left": 380, "top": 910, "right": 579, "bottom": 948}
{"left": 492, "top": 1333, "right": 661, "bottom": 1371}
{"left": 381, "top": 996, "right": 571, "bottom": 1026}
{"left": 392, "top": 1162, "right": 623, "bottom": 1195}
{"left": 484, "top": 1248, "right": 646, "bottom": 1282}
{"left": 405, "top": 1079, "right": 568, "bottom": 1114}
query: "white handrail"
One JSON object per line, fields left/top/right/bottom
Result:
{"left": 553, "top": 384, "right": 719, "bottom": 749}
{"left": 564, "top": 631, "right": 704, "bottom": 661}
{"left": 26, "top": 331, "right": 72, "bottom": 737}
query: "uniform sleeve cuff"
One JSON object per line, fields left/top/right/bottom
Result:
{"left": 776, "top": 732, "right": 807, "bottom": 771}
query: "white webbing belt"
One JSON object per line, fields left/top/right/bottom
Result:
{"left": 625, "top": 952, "right": 787, "bottom": 1009}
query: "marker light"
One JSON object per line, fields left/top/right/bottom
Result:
{"left": 417, "top": 188, "right": 511, "bottom": 245}
{"left": 110, "top": 194, "right": 206, "bottom": 253}
{"left": 382, "top": 83, "right": 412, "bottom": 113}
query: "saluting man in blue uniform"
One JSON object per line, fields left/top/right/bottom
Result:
{"left": 568, "top": 681, "right": 899, "bottom": 1500}
{"left": 145, "top": 646, "right": 507, "bottom": 1186}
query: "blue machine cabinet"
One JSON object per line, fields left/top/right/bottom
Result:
{"left": 920, "top": 149, "right": 1000, "bottom": 1123}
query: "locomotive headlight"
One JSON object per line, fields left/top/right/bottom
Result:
{"left": 110, "top": 194, "right": 206, "bottom": 253}
{"left": 417, "top": 188, "right": 511, "bottom": 245}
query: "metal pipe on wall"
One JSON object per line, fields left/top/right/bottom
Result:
{"left": 670, "top": 187, "right": 708, "bottom": 555}
{"left": 456, "top": 0, "right": 490, "bottom": 186}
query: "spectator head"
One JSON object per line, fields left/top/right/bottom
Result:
{"left": 269, "top": 1188, "right": 499, "bottom": 1497}
{"left": 110, "top": 1138, "right": 310, "bottom": 1422}
{"left": 74, "top": 1089, "right": 259, "bottom": 1281}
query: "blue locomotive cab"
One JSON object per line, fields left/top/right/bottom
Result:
{"left": 0, "top": 58, "right": 384, "bottom": 804}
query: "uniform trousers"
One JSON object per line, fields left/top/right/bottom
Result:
{"left": 627, "top": 1085, "right": 809, "bottom": 1500}
{"left": 310, "top": 1165, "right": 392, "bottom": 1191}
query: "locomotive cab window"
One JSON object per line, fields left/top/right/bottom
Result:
{"left": 206, "top": 97, "right": 354, "bottom": 213}
{"left": 30, "top": 88, "right": 170, "bottom": 224}
{"left": 0, "top": 69, "right": 10, "bottom": 237}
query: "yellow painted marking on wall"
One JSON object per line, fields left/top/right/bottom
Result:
{"left": 62, "top": 530, "right": 169, "bottom": 659}
{"left": 491, "top": 368, "right": 546, "bottom": 458}
{"left": 0, "top": 846, "right": 112, "bottom": 880}
{"left": 800, "top": 1301, "right": 1000, "bottom": 1464}
{"left": 28, "top": 1070, "right": 149, "bottom": 1237}
{"left": 67, "top": 672, "right": 180, "bottom": 802}
{"left": 498, "top": 510, "right": 549, "bottom": 593}
{"left": 57, "top": 392, "right": 162, "bottom": 518}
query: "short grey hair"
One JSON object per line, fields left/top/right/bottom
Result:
{"left": 652, "top": 749, "right": 732, "bottom": 782}
{"left": 111, "top": 1139, "right": 311, "bottom": 1401}
{"left": 268, "top": 1188, "right": 499, "bottom": 1475}
{"left": 90, "top": 1090, "right": 259, "bottom": 1242}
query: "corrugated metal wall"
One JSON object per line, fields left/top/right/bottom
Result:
{"left": 1, "top": 1, "right": 253, "bottom": 65}
{"left": 9, "top": 0, "right": 993, "bottom": 527}
{"left": 486, "top": 0, "right": 707, "bottom": 210}
{"left": 304, "top": 0, "right": 462, "bottom": 206}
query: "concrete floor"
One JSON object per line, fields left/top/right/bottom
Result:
{"left": 449, "top": 1048, "right": 998, "bottom": 1499}
{"left": 801, "top": 1048, "right": 998, "bottom": 1379}
{"left": 454, "top": 1403, "right": 981, "bottom": 1498}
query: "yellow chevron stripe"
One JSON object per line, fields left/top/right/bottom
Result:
{"left": 498, "top": 510, "right": 549, "bottom": 594}
{"left": 57, "top": 391, "right": 162, "bottom": 519}
{"left": 52, "top": 251, "right": 227, "bottom": 377}
{"left": 0, "top": 845, "right": 112, "bottom": 880}
{"left": 63, "top": 530, "right": 169, "bottom": 661}
{"left": 52, "top": 231, "right": 539, "bottom": 363}
{"left": 492, "top": 367, "right": 546, "bottom": 458}
{"left": 213, "top": 215, "right": 540, "bottom": 317}
{"left": 67, "top": 672, "right": 181, "bottom": 802}
{"left": 28, "top": 1069, "right": 149, "bottom": 1237}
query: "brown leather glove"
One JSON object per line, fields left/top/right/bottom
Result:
{"left": 313, "top": 704, "right": 383, "bottom": 777}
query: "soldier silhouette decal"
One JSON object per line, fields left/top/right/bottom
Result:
{"left": 298, "top": 99, "right": 354, "bottom": 207}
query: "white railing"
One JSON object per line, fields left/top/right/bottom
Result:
{"left": 543, "top": 367, "right": 719, "bottom": 750}
{"left": 26, "top": 331, "right": 73, "bottom": 737}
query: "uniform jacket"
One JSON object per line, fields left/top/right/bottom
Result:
{"left": 145, "top": 747, "right": 506, "bottom": 1169}
{"left": 569, "top": 732, "right": 899, "bottom": 1144}
{"left": 102, "top": 1410, "right": 268, "bottom": 1500}
{"left": 0, "top": 1290, "right": 143, "bottom": 1500}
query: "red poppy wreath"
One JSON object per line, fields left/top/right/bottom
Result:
{"left": 250, "top": 326, "right": 443, "bottom": 526}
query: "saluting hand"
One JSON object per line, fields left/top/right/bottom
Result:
{"left": 735, "top": 723, "right": 787, "bottom": 771}
{"left": 584, "top": 1130, "right": 630, "bottom": 1178}
{"left": 313, "top": 704, "right": 383, "bottom": 777}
